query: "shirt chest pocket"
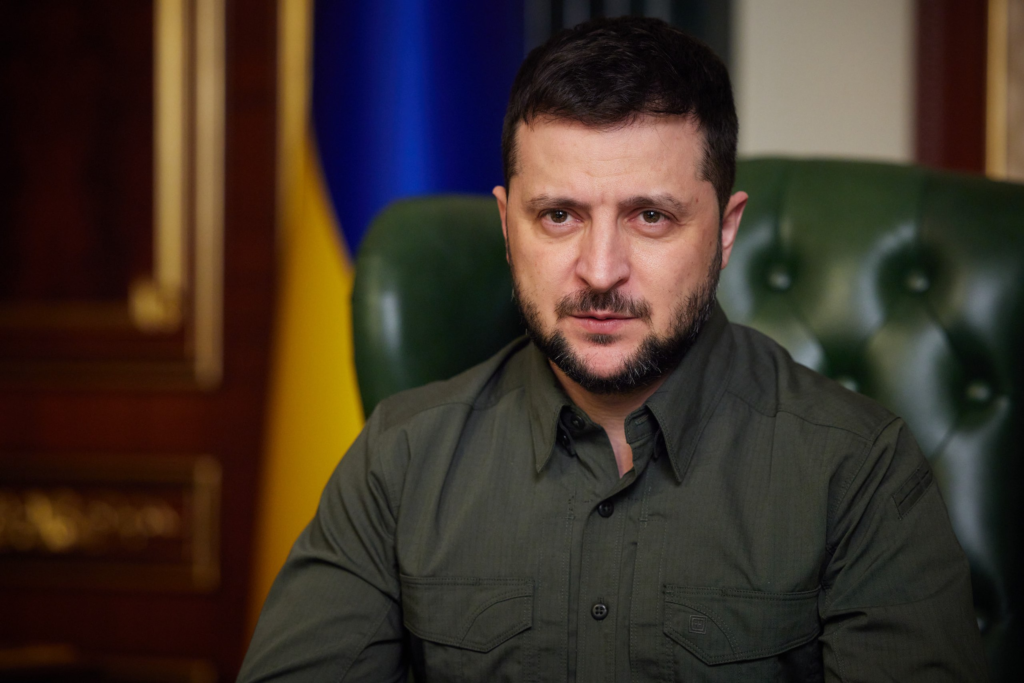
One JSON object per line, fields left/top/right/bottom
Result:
{"left": 400, "top": 575, "right": 534, "bottom": 683}
{"left": 662, "top": 586, "right": 823, "bottom": 682}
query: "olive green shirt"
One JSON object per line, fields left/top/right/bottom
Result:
{"left": 240, "top": 306, "right": 987, "bottom": 682}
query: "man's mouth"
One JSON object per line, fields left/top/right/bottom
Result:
{"left": 570, "top": 312, "right": 635, "bottom": 334}
{"left": 575, "top": 311, "right": 632, "bottom": 320}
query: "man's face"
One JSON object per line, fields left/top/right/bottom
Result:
{"left": 493, "top": 115, "right": 746, "bottom": 394}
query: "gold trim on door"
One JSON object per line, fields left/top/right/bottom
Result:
{"left": 0, "top": 0, "right": 225, "bottom": 388}
{"left": 193, "top": 0, "right": 226, "bottom": 388}
{"left": 0, "top": 453, "right": 221, "bottom": 592}
{"left": 138, "top": 0, "right": 189, "bottom": 334}
{"left": 987, "top": 0, "right": 1009, "bottom": 177}
{"left": 988, "top": 0, "right": 1024, "bottom": 181}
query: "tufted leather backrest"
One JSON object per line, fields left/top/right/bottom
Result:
{"left": 722, "top": 159, "right": 1023, "bottom": 680}
{"left": 352, "top": 158, "right": 1023, "bottom": 680}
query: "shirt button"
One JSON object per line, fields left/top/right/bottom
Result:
{"left": 558, "top": 431, "right": 570, "bottom": 447}
{"left": 591, "top": 602, "right": 608, "bottom": 621}
{"left": 597, "top": 501, "right": 614, "bottom": 518}
{"left": 569, "top": 414, "right": 585, "bottom": 431}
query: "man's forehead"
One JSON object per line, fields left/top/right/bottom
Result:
{"left": 511, "top": 115, "right": 706, "bottom": 193}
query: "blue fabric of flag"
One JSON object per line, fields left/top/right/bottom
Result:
{"left": 312, "top": 0, "right": 525, "bottom": 255}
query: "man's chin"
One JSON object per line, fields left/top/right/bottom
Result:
{"left": 570, "top": 328, "right": 632, "bottom": 349}
{"left": 537, "top": 331, "right": 673, "bottom": 395}
{"left": 555, "top": 362, "right": 626, "bottom": 387}
{"left": 563, "top": 344, "right": 637, "bottom": 377}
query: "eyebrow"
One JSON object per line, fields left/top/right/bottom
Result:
{"left": 523, "top": 194, "right": 589, "bottom": 213}
{"left": 619, "top": 194, "right": 690, "bottom": 216}
{"left": 522, "top": 193, "right": 691, "bottom": 216}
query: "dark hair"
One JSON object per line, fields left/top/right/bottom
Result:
{"left": 501, "top": 16, "right": 737, "bottom": 217}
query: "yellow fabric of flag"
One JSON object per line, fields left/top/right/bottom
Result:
{"left": 248, "top": 139, "right": 364, "bottom": 629}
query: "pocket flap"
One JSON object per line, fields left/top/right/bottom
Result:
{"left": 663, "top": 586, "right": 820, "bottom": 665}
{"left": 400, "top": 575, "right": 534, "bottom": 653}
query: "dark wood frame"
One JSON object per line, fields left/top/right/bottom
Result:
{"left": 915, "top": 0, "right": 989, "bottom": 173}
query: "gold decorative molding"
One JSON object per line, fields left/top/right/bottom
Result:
{"left": 988, "top": 0, "right": 1009, "bottom": 177}
{"left": 0, "top": 0, "right": 225, "bottom": 388}
{"left": 1009, "top": 0, "right": 1024, "bottom": 180}
{"left": 277, "top": 0, "right": 313, "bottom": 244}
{"left": 988, "top": 0, "right": 1024, "bottom": 181}
{"left": 0, "top": 454, "right": 220, "bottom": 592}
{"left": 0, "top": 488, "right": 182, "bottom": 554}
{"left": 193, "top": 0, "right": 227, "bottom": 387}
{"left": 151, "top": 0, "right": 189, "bottom": 331}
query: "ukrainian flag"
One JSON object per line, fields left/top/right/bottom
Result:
{"left": 250, "top": 0, "right": 523, "bottom": 624}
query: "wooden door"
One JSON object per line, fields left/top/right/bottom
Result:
{"left": 0, "top": 0, "right": 277, "bottom": 679}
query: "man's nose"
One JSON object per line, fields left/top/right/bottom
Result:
{"left": 575, "top": 215, "right": 629, "bottom": 293}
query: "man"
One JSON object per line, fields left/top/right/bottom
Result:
{"left": 241, "top": 17, "right": 987, "bottom": 682}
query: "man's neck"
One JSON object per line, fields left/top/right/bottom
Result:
{"left": 550, "top": 362, "right": 667, "bottom": 477}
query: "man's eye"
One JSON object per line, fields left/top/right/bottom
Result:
{"left": 548, "top": 210, "right": 569, "bottom": 224}
{"left": 641, "top": 210, "right": 664, "bottom": 223}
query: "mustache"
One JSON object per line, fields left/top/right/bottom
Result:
{"left": 554, "top": 288, "right": 652, "bottom": 321}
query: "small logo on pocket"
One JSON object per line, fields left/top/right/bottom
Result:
{"left": 688, "top": 615, "right": 707, "bottom": 634}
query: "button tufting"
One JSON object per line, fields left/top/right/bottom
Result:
{"left": 965, "top": 381, "right": 993, "bottom": 404}
{"left": 766, "top": 264, "right": 792, "bottom": 291}
{"left": 835, "top": 375, "right": 859, "bottom": 393}
{"left": 904, "top": 269, "right": 930, "bottom": 293}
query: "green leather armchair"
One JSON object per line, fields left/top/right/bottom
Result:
{"left": 352, "top": 158, "right": 1023, "bottom": 680}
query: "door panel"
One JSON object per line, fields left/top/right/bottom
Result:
{"left": 0, "top": 0, "right": 277, "bottom": 679}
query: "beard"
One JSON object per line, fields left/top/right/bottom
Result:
{"left": 512, "top": 244, "right": 721, "bottom": 395}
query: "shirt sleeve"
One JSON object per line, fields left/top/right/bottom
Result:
{"left": 818, "top": 418, "right": 989, "bottom": 682}
{"left": 238, "top": 409, "right": 407, "bottom": 682}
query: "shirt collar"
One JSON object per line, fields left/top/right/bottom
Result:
{"left": 524, "top": 342, "right": 573, "bottom": 473}
{"left": 645, "top": 303, "right": 733, "bottom": 482}
{"left": 523, "top": 303, "right": 734, "bottom": 479}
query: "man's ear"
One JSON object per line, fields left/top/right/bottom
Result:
{"left": 719, "top": 190, "right": 747, "bottom": 270}
{"left": 492, "top": 185, "right": 510, "bottom": 264}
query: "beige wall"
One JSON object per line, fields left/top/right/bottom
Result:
{"left": 733, "top": 0, "right": 915, "bottom": 162}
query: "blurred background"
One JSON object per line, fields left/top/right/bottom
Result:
{"left": 0, "top": 0, "right": 1020, "bottom": 680}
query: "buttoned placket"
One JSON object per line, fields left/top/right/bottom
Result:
{"left": 558, "top": 406, "right": 660, "bottom": 683}
{"left": 521, "top": 311, "right": 730, "bottom": 682}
